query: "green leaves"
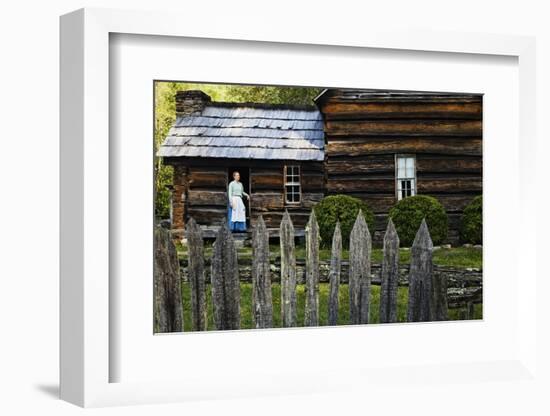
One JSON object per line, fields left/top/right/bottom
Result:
{"left": 313, "top": 195, "right": 375, "bottom": 248}
{"left": 388, "top": 195, "right": 448, "bottom": 247}
{"left": 460, "top": 195, "right": 482, "bottom": 244}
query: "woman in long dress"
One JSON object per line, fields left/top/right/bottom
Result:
{"left": 227, "top": 171, "right": 249, "bottom": 232}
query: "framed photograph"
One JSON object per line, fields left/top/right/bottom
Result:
{"left": 60, "top": 7, "right": 538, "bottom": 408}
{"left": 153, "top": 81, "right": 483, "bottom": 335}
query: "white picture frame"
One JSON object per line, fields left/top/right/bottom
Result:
{"left": 60, "top": 7, "right": 538, "bottom": 408}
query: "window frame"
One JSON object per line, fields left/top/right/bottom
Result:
{"left": 395, "top": 154, "right": 417, "bottom": 201}
{"left": 284, "top": 164, "right": 302, "bottom": 205}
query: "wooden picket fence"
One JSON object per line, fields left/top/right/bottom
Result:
{"left": 155, "top": 210, "right": 450, "bottom": 333}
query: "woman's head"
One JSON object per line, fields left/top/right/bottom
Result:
{"left": 233, "top": 171, "right": 240, "bottom": 181}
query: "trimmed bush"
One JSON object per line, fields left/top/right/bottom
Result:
{"left": 313, "top": 195, "right": 374, "bottom": 248}
{"left": 388, "top": 195, "right": 448, "bottom": 247}
{"left": 460, "top": 195, "right": 482, "bottom": 244}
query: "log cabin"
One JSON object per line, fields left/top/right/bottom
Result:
{"left": 158, "top": 90, "right": 326, "bottom": 239}
{"left": 315, "top": 89, "right": 482, "bottom": 243}
{"left": 158, "top": 88, "right": 482, "bottom": 244}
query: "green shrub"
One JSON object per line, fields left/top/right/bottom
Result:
{"left": 460, "top": 195, "right": 482, "bottom": 244}
{"left": 388, "top": 195, "right": 448, "bottom": 247}
{"left": 313, "top": 195, "right": 374, "bottom": 248}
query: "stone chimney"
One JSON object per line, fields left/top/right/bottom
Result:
{"left": 175, "top": 90, "right": 211, "bottom": 117}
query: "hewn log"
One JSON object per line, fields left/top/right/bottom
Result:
{"left": 327, "top": 138, "right": 482, "bottom": 156}
{"left": 417, "top": 177, "right": 482, "bottom": 193}
{"left": 322, "top": 90, "right": 481, "bottom": 104}
{"left": 249, "top": 193, "right": 284, "bottom": 211}
{"left": 328, "top": 222, "right": 342, "bottom": 326}
{"left": 154, "top": 226, "right": 183, "bottom": 333}
{"left": 186, "top": 207, "right": 226, "bottom": 225}
{"left": 416, "top": 156, "right": 482, "bottom": 173}
{"left": 185, "top": 218, "right": 207, "bottom": 331}
{"left": 301, "top": 173, "right": 325, "bottom": 191}
{"left": 379, "top": 219, "right": 400, "bottom": 324}
{"left": 187, "top": 190, "right": 227, "bottom": 206}
{"left": 251, "top": 168, "right": 283, "bottom": 175}
{"left": 326, "top": 155, "right": 395, "bottom": 175}
{"left": 252, "top": 216, "right": 273, "bottom": 329}
{"left": 211, "top": 223, "right": 240, "bottom": 330}
{"left": 301, "top": 193, "right": 324, "bottom": 208}
{"left": 304, "top": 210, "right": 320, "bottom": 327}
{"left": 327, "top": 178, "right": 394, "bottom": 193}
{"left": 188, "top": 171, "right": 227, "bottom": 189}
{"left": 280, "top": 211, "right": 297, "bottom": 327}
{"left": 251, "top": 172, "right": 283, "bottom": 190}
{"left": 349, "top": 210, "right": 372, "bottom": 324}
{"left": 322, "top": 102, "right": 482, "bottom": 120}
{"left": 188, "top": 166, "right": 227, "bottom": 174}
{"left": 261, "top": 211, "right": 311, "bottom": 229}
{"left": 325, "top": 120, "right": 482, "bottom": 137}
{"left": 407, "top": 219, "right": 434, "bottom": 322}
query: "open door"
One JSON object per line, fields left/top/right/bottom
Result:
{"left": 227, "top": 167, "right": 251, "bottom": 227}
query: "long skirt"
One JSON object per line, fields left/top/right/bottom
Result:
{"left": 228, "top": 204, "right": 247, "bottom": 232}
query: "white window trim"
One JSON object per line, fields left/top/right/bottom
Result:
{"left": 284, "top": 165, "right": 302, "bottom": 205}
{"left": 395, "top": 154, "right": 417, "bottom": 200}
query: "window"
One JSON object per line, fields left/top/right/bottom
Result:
{"left": 396, "top": 155, "right": 416, "bottom": 200}
{"left": 284, "top": 165, "right": 301, "bottom": 204}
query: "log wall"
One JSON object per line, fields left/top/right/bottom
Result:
{"left": 319, "top": 91, "right": 483, "bottom": 244}
{"left": 164, "top": 157, "right": 325, "bottom": 233}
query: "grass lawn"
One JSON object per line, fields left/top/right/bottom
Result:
{"left": 181, "top": 282, "right": 482, "bottom": 332}
{"left": 177, "top": 243, "right": 482, "bottom": 270}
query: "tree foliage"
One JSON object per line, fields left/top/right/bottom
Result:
{"left": 154, "top": 82, "right": 323, "bottom": 219}
{"left": 460, "top": 195, "right": 482, "bottom": 244}
{"left": 313, "top": 195, "right": 375, "bottom": 248}
{"left": 388, "top": 195, "right": 448, "bottom": 247}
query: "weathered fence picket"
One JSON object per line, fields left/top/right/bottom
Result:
{"left": 432, "top": 267, "right": 449, "bottom": 321}
{"left": 407, "top": 219, "right": 434, "bottom": 322}
{"left": 154, "top": 226, "right": 183, "bottom": 333}
{"left": 379, "top": 218, "right": 399, "bottom": 324}
{"left": 155, "top": 211, "right": 456, "bottom": 332}
{"left": 304, "top": 210, "right": 320, "bottom": 326}
{"left": 211, "top": 223, "right": 241, "bottom": 330}
{"left": 186, "top": 218, "right": 207, "bottom": 331}
{"left": 349, "top": 210, "right": 372, "bottom": 325}
{"left": 280, "top": 211, "right": 297, "bottom": 327}
{"left": 328, "top": 222, "right": 342, "bottom": 326}
{"left": 252, "top": 216, "right": 273, "bottom": 329}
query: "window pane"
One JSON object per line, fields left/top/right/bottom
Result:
{"left": 406, "top": 158, "right": 414, "bottom": 177}
{"left": 398, "top": 158, "right": 406, "bottom": 176}
{"left": 285, "top": 166, "right": 301, "bottom": 203}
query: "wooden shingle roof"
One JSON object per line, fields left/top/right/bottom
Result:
{"left": 158, "top": 103, "right": 325, "bottom": 161}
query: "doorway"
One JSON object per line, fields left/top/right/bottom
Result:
{"left": 227, "top": 167, "right": 251, "bottom": 227}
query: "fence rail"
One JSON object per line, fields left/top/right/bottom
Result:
{"left": 155, "top": 211, "right": 480, "bottom": 332}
